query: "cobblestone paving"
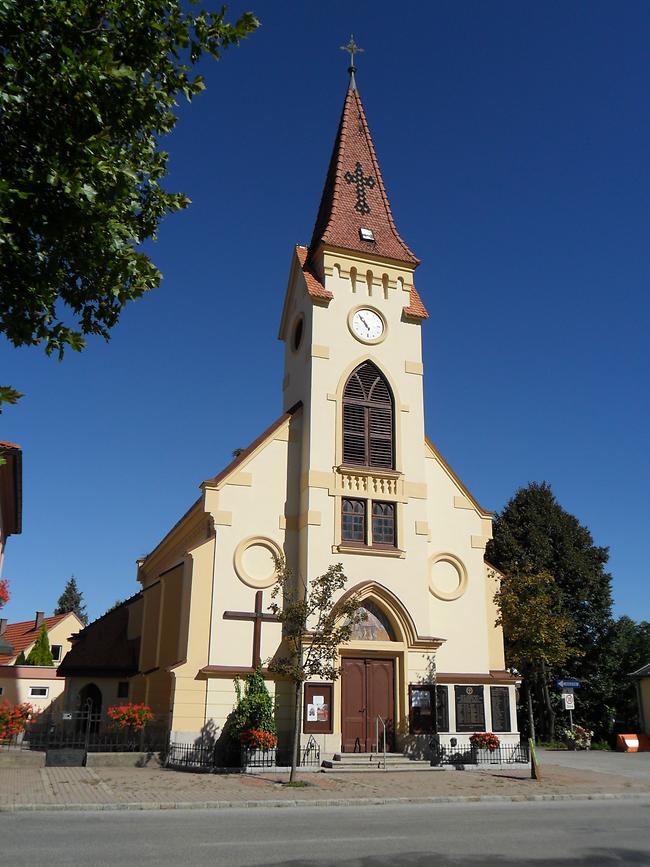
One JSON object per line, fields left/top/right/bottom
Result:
{"left": 1, "top": 762, "right": 648, "bottom": 809}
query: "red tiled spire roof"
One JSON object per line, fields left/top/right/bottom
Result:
{"left": 308, "top": 84, "right": 419, "bottom": 267}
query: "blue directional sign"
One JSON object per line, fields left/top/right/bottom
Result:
{"left": 556, "top": 679, "right": 581, "bottom": 689}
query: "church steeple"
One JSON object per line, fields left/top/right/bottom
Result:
{"left": 308, "top": 73, "right": 419, "bottom": 267}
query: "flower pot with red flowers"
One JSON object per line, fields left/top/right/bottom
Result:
{"left": 240, "top": 728, "right": 278, "bottom": 767}
{"left": 469, "top": 732, "right": 501, "bottom": 764}
{"left": 107, "top": 702, "right": 154, "bottom": 747}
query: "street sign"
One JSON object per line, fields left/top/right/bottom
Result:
{"left": 556, "top": 679, "right": 581, "bottom": 689}
{"left": 563, "top": 693, "right": 575, "bottom": 710}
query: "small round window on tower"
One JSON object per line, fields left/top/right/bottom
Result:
{"left": 292, "top": 315, "right": 304, "bottom": 352}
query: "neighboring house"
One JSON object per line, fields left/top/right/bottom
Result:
{"left": 0, "top": 611, "right": 83, "bottom": 713}
{"left": 57, "top": 593, "right": 143, "bottom": 719}
{"left": 71, "top": 69, "right": 520, "bottom": 759}
{"left": 631, "top": 662, "right": 650, "bottom": 737}
{"left": 0, "top": 441, "right": 22, "bottom": 657}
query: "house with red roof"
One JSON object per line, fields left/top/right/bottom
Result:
{"left": 0, "top": 611, "right": 84, "bottom": 713}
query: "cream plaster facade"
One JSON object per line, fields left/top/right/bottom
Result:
{"left": 129, "top": 78, "right": 519, "bottom": 760}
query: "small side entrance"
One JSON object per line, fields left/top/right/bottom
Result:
{"left": 341, "top": 657, "right": 394, "bottom": 752}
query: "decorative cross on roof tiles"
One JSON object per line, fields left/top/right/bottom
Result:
{"left": 344, "top": 161, "right": 375, "bottom": 215}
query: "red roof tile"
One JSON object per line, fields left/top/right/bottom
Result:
{"left": 404, "top": 285, "right": 429, "bottom": 320}
{"left": 309, "top": 85, "right": 419, "bottom": 267}
{"left": 295, "top": 246, "right": 332, "bottom": 301}
{"left": 0, "top": 613, "right": 72, "bottom": 664}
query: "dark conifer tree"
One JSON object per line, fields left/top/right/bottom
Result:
{"left": 55, "top": 576, "right": 88, "bottom": 626}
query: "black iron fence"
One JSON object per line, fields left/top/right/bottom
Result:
{"left": 431, "top": 740, "right": 529, "bottom": 766}
{"left": 2, "top": 704, "right": 167, "bottom": 755}
{"left": 165, "top": 736, "right": 321, "bottom": 772}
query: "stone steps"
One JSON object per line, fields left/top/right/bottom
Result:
{"left": 321, "top": 752, "right": 442, "bottom": 773}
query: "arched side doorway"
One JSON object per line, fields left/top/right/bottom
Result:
{"left": 77, "top": 682, "right": 102, "bottom": 734}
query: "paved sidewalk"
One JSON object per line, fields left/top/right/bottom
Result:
{"left": 1, "top": 760, "right": 649, "bottom": 811}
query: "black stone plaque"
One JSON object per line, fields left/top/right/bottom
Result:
{"left": 454, "top": 685, "right": 485, "bottom": 732}
{"left": 490, "top": 686, "right": 511, "bottom": 733}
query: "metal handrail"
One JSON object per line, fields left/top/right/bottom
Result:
{"left": 374, "top": 715, "right": 387, "bottom": 770}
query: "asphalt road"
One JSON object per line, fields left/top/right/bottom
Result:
{"left": 538, "top": 747, "right": 650, "bottom": 780}
{"left": 2, "top": 799, "right": 650, "bottom": 866}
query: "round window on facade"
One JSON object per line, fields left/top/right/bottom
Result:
{"left": 292, "top": 315, "right": 304, "bottom": 352}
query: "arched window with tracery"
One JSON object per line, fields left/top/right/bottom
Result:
{"left": 342, "top": 361, "right": 394, "bottom": 469}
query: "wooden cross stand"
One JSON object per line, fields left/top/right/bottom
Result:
{"left": 223, "top": 590, "right": 279, "bottom": 668}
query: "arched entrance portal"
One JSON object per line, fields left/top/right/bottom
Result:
{"left": 77, "top": 682, "right": 102, "bottom": 734}
{"left": 341, "top": 600, "right": 397, "bottom": 752}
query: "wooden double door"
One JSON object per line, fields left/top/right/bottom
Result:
{"left": 341, "top": 657, "right": 394, "bottom": 752}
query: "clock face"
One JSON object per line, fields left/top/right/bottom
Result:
{"left": 351, "top": 308, "right": 384, "bottom": 342}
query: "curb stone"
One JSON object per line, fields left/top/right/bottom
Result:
{"left": 1, "top": 791, "right": 649, "bottom": 813}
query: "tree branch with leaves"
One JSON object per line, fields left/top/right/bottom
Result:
{"left": 0, "top": 0, "right": 259, "bottom": 409}
{"left": 267, "top": 558, "right": 366, "bottom": 782}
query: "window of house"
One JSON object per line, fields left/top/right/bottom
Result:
{"left": 342, "top": 498, "right": 366, "bottom": 544}
{"left": 29, "top": 686, "right": 49, "bottom": 698}
{"left": 51, "top": 645, "right": 62, "bottom": 662}
{"left": 117, "top": 681, "right": 129, "bottom": 699}
{"left": 372, "top": 501, "right": 396, "bottom": 547}
{"left": 341, "top": 499, "right": 397, "bottom": 548}
{"left": 342, "top": 362, "right": 394, "bottom": 469}
{"left": 0, "top": 686, "right": 4, "bottom": 696}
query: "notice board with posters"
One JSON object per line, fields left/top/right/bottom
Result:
{"left": 303, "top": 683, "right": 333, "bottom": 734}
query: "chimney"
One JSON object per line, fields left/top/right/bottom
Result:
{"left": 0, "top": 618, "right": 7, "bottom": 635}
{"left": 34, "top": 611, "right": 44, "bottom": 630}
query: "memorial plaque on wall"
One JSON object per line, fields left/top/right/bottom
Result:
{"left": 454, "top": 685, "right": 485, "bottom": 732}
{"left": 490, "top": 686, "right": 511, "bottom": 733}
{"left": 303, "top": 682, "right": 333, "bottom": 734}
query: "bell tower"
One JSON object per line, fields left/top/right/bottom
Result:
{"left": 278, "top": 47, "right": 430, "bottom": 584}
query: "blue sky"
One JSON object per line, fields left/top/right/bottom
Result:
{"left": 1, "top": 1, "right": 649, "bottom": 625}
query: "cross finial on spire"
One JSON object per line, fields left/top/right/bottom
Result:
{"left": 340, "top": 34, "right": 364, "bottom": 90}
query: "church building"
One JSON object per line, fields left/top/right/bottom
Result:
{"left": 63, "top": 62, "right": 519, "bottom": 758}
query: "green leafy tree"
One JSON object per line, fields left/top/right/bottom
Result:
{"left": 25, "top": 624, "right": 53, "bottom": 665}
{"left": 230, "top": 668, "right": 277, "bottom": 744}
{"left": 55, "top": 576, "right": 88, "bottom": 625}
{"left": 268, "top": 559, "right": 366, "bottom": 782}
{"left": 15, "top": 650, "right": 26, "bottom": 664}
{"left": 487, "top": 482, "right": 614, "bottom": 738}
{"left": 493, "top": 569, "right": 579, "bottom": 741}
{"left": 598, "top": 616, "right": 650, "bottom": 730}
{"left": 0, "top": 0, "right": 259, "bottom": 408}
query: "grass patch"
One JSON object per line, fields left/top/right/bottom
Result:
{"left": 282, "top": 780, "right": 312, "bottom": 788}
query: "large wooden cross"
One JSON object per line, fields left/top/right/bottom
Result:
{"left": 223, "top": 590, "right": 279, "bottom": 668}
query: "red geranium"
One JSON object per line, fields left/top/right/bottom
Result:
{"left": 469, "top": 731, "right": 500, "bottom": 751}
{"left": 0, "top": 579, "right": 9, "bottom": 608}
{"left": 107, "top": 702, "right": 154, "bottom": 731}
{"left": 0, "top": 702, "right": 38, "bottom": 741}
{"left": 240, "top": 729, "right": 277, "bottom": 749}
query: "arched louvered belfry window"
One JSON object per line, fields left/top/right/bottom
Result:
{"left": 342, "top": 362, "right": 394, "bottom": 469}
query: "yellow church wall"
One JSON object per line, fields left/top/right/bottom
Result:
{"left": 423, "top": 454, "right": 495, "bottom": 675}
{"left": 139, "top": 582, "right": 162, "bottom": 674}
{"left": 168, "top": 538, "right": 215, "bottom": 738}
{"left": 484, "top": 565, "right": 506, "bottom": 671}
{"left": 204, "top": 420, "right": 299, "bottom": 671}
